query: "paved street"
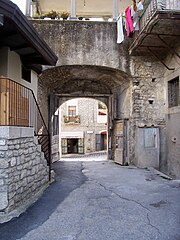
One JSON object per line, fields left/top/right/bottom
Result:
{"left": 0, "top": 160, "right": 180, "bottom": 240}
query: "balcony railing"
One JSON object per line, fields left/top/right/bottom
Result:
{"left": 0, "top": 77, "right": 51, "bottom": 178}
{"left": 140, "top": 0, "right": 180, "bottom": 30}
{"left": 63, "top": 115, "right": 80, "bottom": 124}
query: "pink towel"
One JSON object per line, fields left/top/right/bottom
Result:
{"left": 125, "top": 6, "right": 134, "bottom": 37}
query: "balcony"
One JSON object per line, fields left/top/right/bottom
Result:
{"left": 63, "top": 115, "right": 81, "bottom": 124}
{"left": 129, "top": 0, "right": 180, "bottom": 61}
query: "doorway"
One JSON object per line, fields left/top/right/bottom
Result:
{"left": 67, "top": 138, "right": 78, "bottom": 154}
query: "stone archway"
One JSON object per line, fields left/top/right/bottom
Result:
{"left": 38, "top": 65, "right": 132, "bottom": 162}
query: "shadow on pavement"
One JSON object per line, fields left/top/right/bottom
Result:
{"left": 0, "top": 161, "right": 87, "bottom": 240}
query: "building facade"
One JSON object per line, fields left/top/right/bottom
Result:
{"left": 0, "top": 0, "right": 180, "bottom": 222}
{"left": 33, "top": 0, "right": 180, "bottom": 179}
{"left": 0, "top": 0, "right": 57, "bottom": 222}
{"left": 60, "top": 98, "right": 107, "bottom": 156}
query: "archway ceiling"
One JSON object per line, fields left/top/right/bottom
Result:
{"left": 39, "top": 65, "right": 130, "bottom": 95}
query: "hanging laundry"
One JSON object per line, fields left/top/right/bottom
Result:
{"left": 132, "top": 0, "right": 137, "bottom": 12}
{"left": 137, "top": 0, "right": 144, "bottom": 17}
{"left": 125, "top": 6, "right": 134, "bottom": 37}
{"left": 117, "top": 15, "right": 124, "bottom": 44}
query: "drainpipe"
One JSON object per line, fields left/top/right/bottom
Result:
{"left": 113, "top": 0, "right": 119, "bottom": 20}
{"left": 70, "top": 0, "right": 77, "bottom": 19}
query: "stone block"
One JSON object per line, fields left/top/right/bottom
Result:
{"left": 21, "top": 143, "right": 25, "bottom": 148}
{"left": 34, "top": 137, "right": 38, "bottom": 145}
{"left": 0, "top": 151, "right": 5, "bottom": 158}
{"left": 0, "top": 160, "right": 9, "bottom": 169}
{"left": 0, "top": 145, "right": 8, "bottom": 151}
{"left": 17, "top": 165, "right": 23, "bottom": 171}
{"left": 7, "top": 151, "right": 13, "bottom": 157}
{"left": 28, "top": 148, "right": 33, "bottom": 154}
{"left": 20, "top": 127, "right": 34, "bottom": 138}
{"left": 9, "top": 145, "right": 15, "bottom": 150}
{"left": 0, "top": 179, "right": 4, "bottom": 186}
{"left": 13, "top": 151, "right": 19, "bottom": 157}
{"left": 15, "top": 145, "right": 20, "bottom": 150}
{"left": 20, "top": 170, "right": 27, "bottom": 180}
{"left": 0, "top": 140, "right": 6, "bottom": 146}
{"left": 10, "top": 157, "right": 17, "bottom": 167}
{"left": 0, "top": 190, "right": 8, "bottom": 211}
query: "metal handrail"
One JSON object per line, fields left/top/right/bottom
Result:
{"left": 0, "top": 76, "right": 51, "bottom": 179}
{"left": 139, "top": 0, "right": 180, "bottom": 31}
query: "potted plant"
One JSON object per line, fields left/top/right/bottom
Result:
{"left": 60, "top": 11, "right": 69, "bottom": 20}
{"left": 33, "top": 13, "right": 40, "bottom": 19}
{"left": 46, "top": 10, "right": 58, "bottom": 19}
{"left": 78, "top": 16, "right": 83, "bottom": 20}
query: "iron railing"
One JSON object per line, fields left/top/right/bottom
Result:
{"left": 139, "top": 0, "right": 180, "bottom": 30}
{"left": 63, "top": 115, "right": 81, "bottom": 124}
{"left": 0, "top": 77, "right": 51, "bottom": 179}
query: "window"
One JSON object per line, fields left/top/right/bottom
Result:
{"left": 22, "top": 65, "right": 31, "bottom": 83}
{"left": 98, "top": 101, "right": 107, "bottom": 116}
{"left": 68, "top": 106, "right": 76, "bottom": 116}
{"left": 168, "top": 77, "right": 180, "bottom": 108}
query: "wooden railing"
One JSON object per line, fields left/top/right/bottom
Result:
{"left": 140, "top": 0, "right": 180, "bottom": 30}
{"left": 0, "top": 77, "right": 51, "bottom": 178}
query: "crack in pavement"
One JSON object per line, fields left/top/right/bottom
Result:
{"left": 147, "top": 213, "right": 161, "bottom": 235}
{"left": 85, "top": 178, "right": 162, "bottom": 235}
{"left": 88, "top": 178, "right": 151, "bottom": 212}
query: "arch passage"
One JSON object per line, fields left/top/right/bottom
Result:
{"left": 38, "top": 65, "right": 131, "bottom": 162}
{"left": 39, "top": 65, "right": 130, "bottom": 95}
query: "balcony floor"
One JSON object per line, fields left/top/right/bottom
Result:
{"left": 129, "top": 11, "right": 180, "bottom": 59}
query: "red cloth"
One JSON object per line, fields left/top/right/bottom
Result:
{"left": 125, "top": 6, "right": 134, "bottom": 37}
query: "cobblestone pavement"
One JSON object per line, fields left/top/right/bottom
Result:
{"left": 0, "top": 160, "right": 180, "bottom": 240}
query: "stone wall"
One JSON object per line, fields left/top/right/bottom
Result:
{"left": 0, "top": 127, "right": 49, "bottom": 223}
{"left": 32, "top": 20, "right": 132, "bottom": 74}
{"left": 51, "top": 135, "right": 59, "bottom": 162}
{"left": 129, "top": 57, "right": 167, "bottom": 169}
{"left": 33, "top": 20, "right": 169, "bottom": 174}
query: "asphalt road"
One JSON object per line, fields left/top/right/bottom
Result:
{"left": 0, "top": 160, "right": 180, "bottom": 240}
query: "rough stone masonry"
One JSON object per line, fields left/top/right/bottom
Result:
{"left": 0, "top": 127, "right": 49, "bottom": 223}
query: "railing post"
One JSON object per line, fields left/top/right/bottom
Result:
{"left": 70, "top": 0, "right": 77, "bottom": 19}
{"left": 157, "top": 0, "right": 166, "bottom": 10}
{"left": 113, "top": 0, "right": 119, "bottom": 20}
{"left": 48, "top": 133, "right": 52, "bottom": 181}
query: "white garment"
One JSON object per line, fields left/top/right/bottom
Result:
{"left": 117, "top": 15, "right": 124, "bottom": 44}
{"left": 137, "top": 1, "right": 144, "bottom": 11}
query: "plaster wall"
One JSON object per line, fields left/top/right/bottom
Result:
{"left": 164, "top": 49, "right": 180, "bottom": 178}
{"left": 0, "top": 48, "right": 38, "bottom": 97}
{"left": 38, "top": 0, "right": 132, "bottom": 17}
